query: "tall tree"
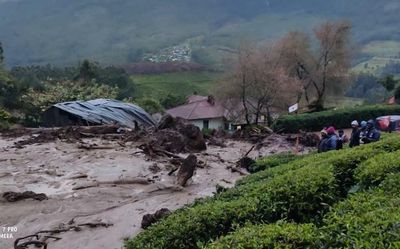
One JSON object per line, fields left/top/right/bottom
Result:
{"left": 78, "top": 59, "right": 96, "bottom": 84}
{"left": 279, "top": 21, "right": 352, "bottom": 111}
{"left": 379, "top": 75, "right": 398, "bottom": 92}
{"left": 216, "top": 43, "right": 301, "bottom": 126}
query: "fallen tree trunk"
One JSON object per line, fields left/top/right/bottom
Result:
{"left": 177, "top": 154, "right": 197, "bottom": 187}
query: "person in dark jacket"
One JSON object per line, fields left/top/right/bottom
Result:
{"left": 362, "top": 119, "right": 381, "bottom": 144}
{"left": 336, "top": 129, "right": 348, "bottom": 150}
{"left": 349, "top": 120, "right": 361, "bottom": 148}
{"left": 359, "top": 120, "right": 367, "bottom": 143}
{"left": 318, "top": 129, "right": 329, "bottom": 153}
{"left": 325, "top": 126, "right": 338, "bottom": 151}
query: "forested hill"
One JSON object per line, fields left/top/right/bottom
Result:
{"left": 1, "top": 0, "right": 400, "bottom": 66}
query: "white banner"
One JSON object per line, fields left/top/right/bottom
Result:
{"left": 288, "top": 103, "right": 299, "bottom": 113}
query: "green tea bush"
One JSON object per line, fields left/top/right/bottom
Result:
{"left": 319, "top": 186, "right": 400, "bottom": 248}
{"left": 206, "top": 222, "right": 318, "bottom": 249}
{"left": 248, "top": 153, "right": 300, "bottom": 173}
{"left": 356, "top": 150, "right": 400, "bottom": 189}
{"left": 272, "top": 105, "right": 400, "bottom": 133}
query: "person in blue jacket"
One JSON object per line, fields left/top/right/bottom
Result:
{"left": 362, "top": 119, "right": 381, "bottom": 144}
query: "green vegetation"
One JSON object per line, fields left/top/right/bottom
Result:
{"left": 125, "top": 135, "right": 400, "bottom": 249}
{"left": 206, "top": 222, "right": 318, "bottom": 249}
{"left": 21, "top": 81, "right": 118, "bottom": 126}
{"left": 208, "top": 177, "right": 400, "bottom": 249}
{"left": 272, "top": 105, "right": 400, "bottom": 133}
{"left": 132, "top": 72, "right": 219, "bottom": 100}
{"left": 248, "top": 153, "right": 300, "bottom": 173}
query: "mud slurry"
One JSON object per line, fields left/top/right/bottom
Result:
{"left": 0, "top": 132, "right": 300, "bottom": 249}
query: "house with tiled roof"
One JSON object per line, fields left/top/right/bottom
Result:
{"left": 166, "top": 95, "right": 231, "bottom": 130}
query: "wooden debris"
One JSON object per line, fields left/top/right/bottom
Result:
{"left": 77, "top": 143, "right": 114, "bottom": 150}
{"left": 14, "top": 221, "right": 113, "bottom": 249}
{"left": 141, "top": 208, "right": 171, "bottom": 229}
{"left": 3, "top": 191, "right": 48, "bottom": 202}
{"left": 72, "top": 177, "right": 151, "bottom": 190}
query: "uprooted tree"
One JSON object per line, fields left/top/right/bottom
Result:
{"left": 279, "top": 21, "right": 352, "bottom": 111}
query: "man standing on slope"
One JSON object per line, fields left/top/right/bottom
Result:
{"left": 349, "top": 120, "right": 361, "bottom": 148}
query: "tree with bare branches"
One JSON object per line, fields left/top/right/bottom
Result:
{"left": 216, "top": 43, "right": 301, "bottom": 126}
{"left": 279, "top": 21, "right": 352, "bottom": 111}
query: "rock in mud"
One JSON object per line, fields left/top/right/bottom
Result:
{"left": 141, "top": 208, "right": 172, "bottom": 229}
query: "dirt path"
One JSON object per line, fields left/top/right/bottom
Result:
{"left": 0, "top": 134, "right": 301, "bottom": 249}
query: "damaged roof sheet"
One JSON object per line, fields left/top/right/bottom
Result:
{"left": 53, "top": 99, "right": 156, "bottom": 128}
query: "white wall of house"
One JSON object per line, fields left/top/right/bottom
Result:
{"left": 190, "top": 118, "right": 225, "bottom": 130}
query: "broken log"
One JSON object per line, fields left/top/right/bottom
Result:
{"left": 3, "top": 191, "right": 48, "bottom": 202}
{"left": 141, "top": 208, "right": 172, "bottom": 229}
{"left": 77, "top": 143, "right": 114, "bottom": 150}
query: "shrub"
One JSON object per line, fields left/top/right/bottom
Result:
{"left": 319, "top": 185, "right": 400, "bottom": 248}
{"left": 206, "top": 222, "right": 318, "bottom": 249}
{"left": 134, "top": 98, "right": 164, "bottom": 114}
{"left": 272, "top": 105, "right": 400, "bottom": 133}
{"left": 0, "top": 107, "right": 11, "bottom": 130}
{"left": 249, "top": 153, "right": 300, "bottom": 173}
{"left": 0, "top": 107, "right": 11, "bottom": 121}
{"left": 356, "top": 150, "right": 400, "bottom": 189}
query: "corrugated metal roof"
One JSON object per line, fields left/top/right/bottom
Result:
{"left": 51, "top": 99, "right": 156, "bottom": 128}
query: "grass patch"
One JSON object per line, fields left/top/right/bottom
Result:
{"left": 132, "top": 72, "right": 221, "bottom": 100}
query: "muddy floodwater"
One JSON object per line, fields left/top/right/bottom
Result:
{"left": 0, "top": 133, "right": 300, "bottom": 249}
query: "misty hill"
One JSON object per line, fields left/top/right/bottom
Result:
{"left": 1, "top": 0, "right": 400, "bottom": 66}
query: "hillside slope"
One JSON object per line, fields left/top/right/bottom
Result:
{"left": 1, "top": 0, "right": 400, "bottom": 66}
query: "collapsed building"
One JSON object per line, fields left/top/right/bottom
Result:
{"left": 42, "top": 99, "right": 156, "bottom": 129}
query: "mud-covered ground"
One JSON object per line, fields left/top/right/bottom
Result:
{"left": 0, "top": 132, "right": 306, "bottom": 249}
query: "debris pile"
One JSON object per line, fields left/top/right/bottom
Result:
{"left": 286, "top": 132, "right": 320, "bottom": 147}
{"left": 231, "top": 126, "right": 274, "bottom": 143}
{"left": 12, "top": 125, "right": 120, "bottom": 148}
{"left": 138, "top": 115, "right": 206, "bottom": 157}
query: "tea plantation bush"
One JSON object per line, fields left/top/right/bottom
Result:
{"left": 272, "top": 105, "right": 400, "bottom": 133}
{"left": 355, "top": 150, "right": 400, "bottom": 189}
{"left": 206, "top": 222, "right": 318, "bottom": 249}
{"left": 319, "top": 184, "right": 400, "bottom": 248}
{"left": 208, "top": 176, "right": 400, "bottom": 249}
{"left": 125, "top": 136, "right": 400, "bottom": 249}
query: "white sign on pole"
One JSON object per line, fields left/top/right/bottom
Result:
{"left": 288, "top": 103, "right": 299, "bottom": 113}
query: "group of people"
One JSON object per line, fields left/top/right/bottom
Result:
{"left": 318, "top": 119, "right": 381, "bottom": 153}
